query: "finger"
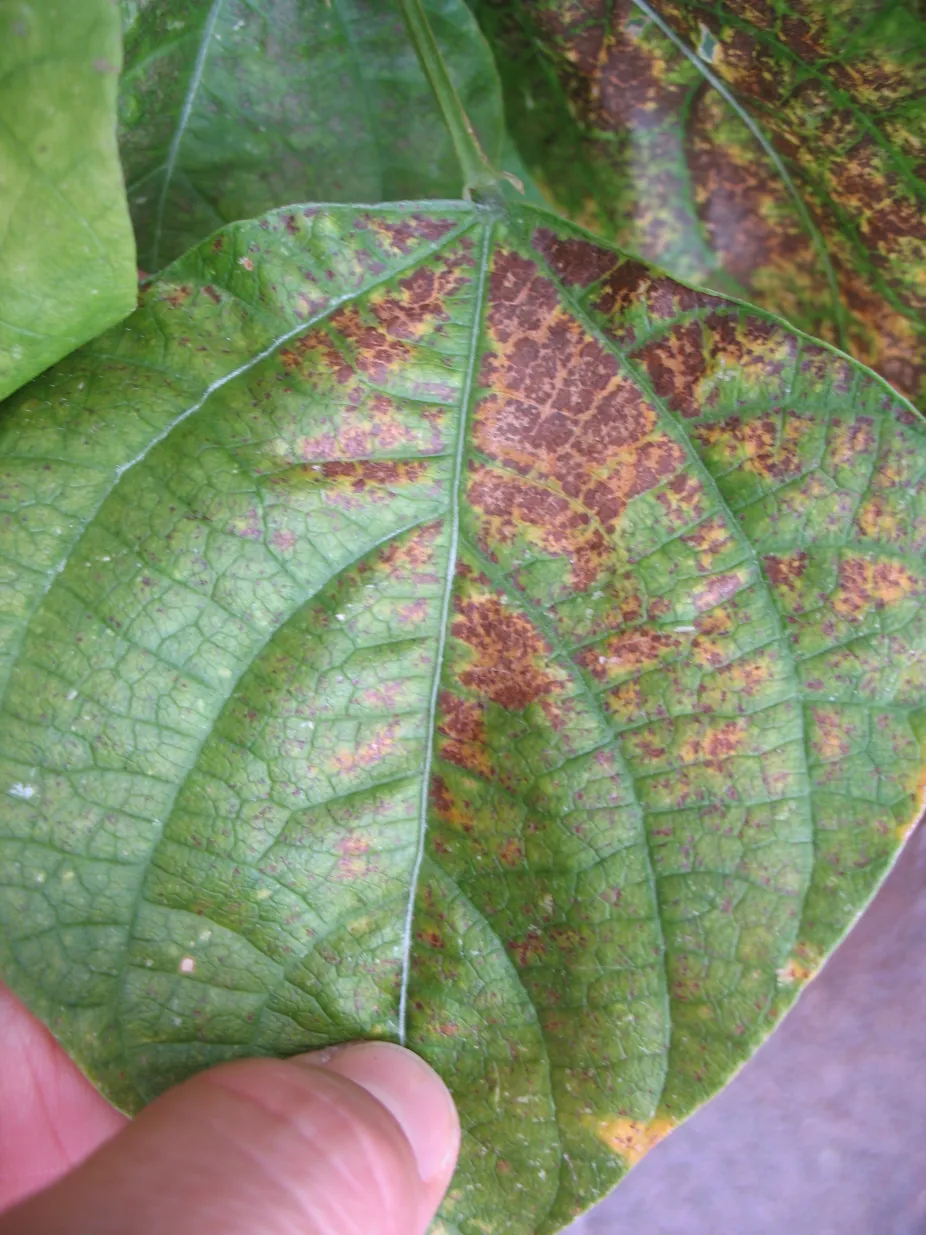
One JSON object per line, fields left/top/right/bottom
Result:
{"left": 1, "top": 1041, "right": 460, "bottom": 1235}
{"left": 0, "top": 982, "right": 125, "bottom": 1212}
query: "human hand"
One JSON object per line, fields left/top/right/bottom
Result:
{"left": 0, "top": 981, "right": 460, "bottom": 1235}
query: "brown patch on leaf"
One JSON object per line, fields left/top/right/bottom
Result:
{"left": 476, "top": 247, "right": 682, "bottom": 531}
{"left": 694, "top": 410, "right": 813, "bottom": 482}
{"left": 577, "top": 628, "right": 679, "bottom": 682}
{"left": 436, "top": 693, "right": 493, "bottom": 779}
{"left": 833, "top": 555, "right": 919, "bottom": 618}
{"left": 636, "top": 320, "right": 707, "bottom": 418}
{"left": 320, "top": 459, "right": 428, "bottom": 492}
{"left": 467, "top": 464, "right": 611, "bottom": 593}
{"left": 532, "top": 227, "right": 621, "bottom": 287}
{"left": 452, "top": 586, "right": 564, "bottom": 712}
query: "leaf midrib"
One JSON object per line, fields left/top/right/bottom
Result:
{"left": 396, "top": 219, "right": 495, "bottom": 1045}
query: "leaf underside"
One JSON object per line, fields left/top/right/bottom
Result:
{"left": 472, "top": 0, "right": 926, "bottom": 407}
{"left": 0, "top": 0, "right": 136, "bottom": 401}
{"left": 1, "top": 201, "right": 925, "bottom": 1233}
{"left": 118, "top": 0, "right": 506, "bottom": 271}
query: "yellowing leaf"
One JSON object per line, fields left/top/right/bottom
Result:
{"left": 1, "top": 201, "right": 925, "bottom": 1232}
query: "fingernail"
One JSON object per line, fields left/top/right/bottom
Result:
{"left": 297, "top": 1041, "right": 459, "bottom": 1183}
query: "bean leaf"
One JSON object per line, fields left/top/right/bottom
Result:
{"left": 0, "top": 0, "right": 136, "bottom": 401}
{"left": 1, "top": 201, "right": 924, "bottom": 1233}
{"left": 471, "top": 0, "right": 926, "bottom": 406}
{"left": 119, "top": 0, "right": 506, "bottom": 270}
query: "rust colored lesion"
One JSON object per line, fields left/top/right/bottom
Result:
{"left": 364, "top": 213, "right": 461, "bottom": 256}
{"left": 576, "top": 628, "right": 680, "bottom": 683}
{"left": 430, "top": 774, "right": 477, "bottom": 836}
{"left": 436, "top": 692, "right": 493, "bottom": 779}
{"left": 476, "top": 247, "right": 685, "bottom": 536}
{"left": 825, "top": 415, "right": 877, "bottom": 470}
{"left": 368, "top": 246, "right": 473, "bottom": 342}
{"left": 467, "top": 463, "right": 613, "bottom": 593}
{"left": 532, "top": 227, "right": 623, "bottom": 288}
{"left": 678, "top": 717, "right": 748, "bottom": 764}
{"left": 854, "top": 494, "right": 908, "bottom": 546}
{"left": 832, "top": 554, "right": 920, "bottom": 618}
{"left": 319, "top": 458, "right": 429, "bottom": 493}
{"left": 635, "top": 319, "right": 709, "bottom": 419}
{"left": 694, "top": 409, "right": 815, "bottom": 483}
{"left": 451, "top": 581, "right": 566, "bottom": 713}
{"left": 682, "top": 514, "right": 736, "bottom": 569}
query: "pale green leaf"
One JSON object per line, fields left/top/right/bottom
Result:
{"left": 0, "top": 0, "right": 136, "bottom": 401}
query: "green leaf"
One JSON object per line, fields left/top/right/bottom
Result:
{"left": 2, "top": 201, "right": 925, "bottom": 1233}
{"left": 0, "top": 0, "right": 136, "bottom": 401}
{"left": 471, "top": 0, "right": 926, "bottom": 407}
{"left": 118, "top": 0, "right": 507, "bottom": 270}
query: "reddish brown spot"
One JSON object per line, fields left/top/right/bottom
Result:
{"left": 366, "top": 214, "right": 459, "bottom": 254}
{"left": 452, "top": 587, "right": 563, "bottom": 712}
{"left": 320, "top": 459, "right": 428, "bottom": 490}
{"left": 764, "top": 551, "right": 809, "bottom": 592}
{"left": 509, "top": 928, "right": 546, "bottom": 966}
{"left": 417, "top": 928, "right": 445, "bottom": 950}
{"left": 437, "top": 693, "right": 492, "bottom": 778}
{"left": 477, "top": 249, "right": 682, "bottom": 533}
{"left": 532, "top": 228, "right": 621, "bottom": 287}
{"left": 467, "top": 464, "right": 610, "bottom": 591}
{"left": 636, "top": 321, "right": 707, "bottom": 418}
{"left": 498, "top": 838, "right": 525, "bottom": 867}
{"left": 577, "top": 628, "right": 679, "bottom": 682}
{"left": 162, "top": 283, "right": 192, "bottom": 307}
{"left": 690, "top": 570, "right": 749, "bottom": 613}
{"left": 834, "top": 555, "right": 919, "bottom": 618}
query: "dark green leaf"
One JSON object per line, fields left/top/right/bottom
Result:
{"left": 471, "top": 0, "right": 926, "bottom": 406}
{"left": 119, "top": 0, "right": 507, "bottom": 270}
{"left": 2, "top": 201, "right": 924, "bottom": 1233}
{"left": 0, "top": 0, "right": 136, "bottom": 401}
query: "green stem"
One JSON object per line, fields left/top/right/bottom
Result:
{"left": 398, "top": 0, "right": 500, "bottom": 199}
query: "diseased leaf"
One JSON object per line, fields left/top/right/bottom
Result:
{"left": 471, "top": 0, "right": 926, "bottom": 406}
{"left": 118, "top": 0, "right": 507, "bottom": 270}
{"left": 0, "top": 0, "right": 136, "bottom": 401}
{"left": 1, "top": 201, "right": 925, "bottom": 1233}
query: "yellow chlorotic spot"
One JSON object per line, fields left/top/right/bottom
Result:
{"left": 777, "top": 942, "right": 823, "bottom": 986}
{"left": 588, "top": 1115, "right": 677, "bottom": 1167}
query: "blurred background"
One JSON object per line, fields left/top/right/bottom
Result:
{"left": 568, "top": 822, "right": 926, "bottom": 1235}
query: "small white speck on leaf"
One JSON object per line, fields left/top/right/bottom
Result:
{"left": 8, "top": 783, "right": 36, "bottom": 800}
{"left": 179, "top": 956, "right": 196, "bottom": 974}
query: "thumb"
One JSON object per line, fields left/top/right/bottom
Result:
{"left": 1, "top": 1042, "right": 460, "bottom": 1235}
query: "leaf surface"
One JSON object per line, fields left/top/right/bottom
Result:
{"left": 0, "top": 0, "right": 136, "bottom": 401}
{"left": 472, "top": 0, "right": 926, "bottom": 406}
{"left": 119, "top": 0, "right": 507, "bottom": 270}
{"left": 1, "top": 201, "right": 925, "bottom": 1233}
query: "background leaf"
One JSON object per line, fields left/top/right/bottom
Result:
{"left": 118, "top": 0, "right": 508, "bottom": 270}
{"left": 0, "top": 0, "right": 136, "bottom": 401}
{"left": 1, "top": 201, "right": 925, "bottom": 1233}
{"left": 471, "top": 0, "right": 926, "bottom": 407}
